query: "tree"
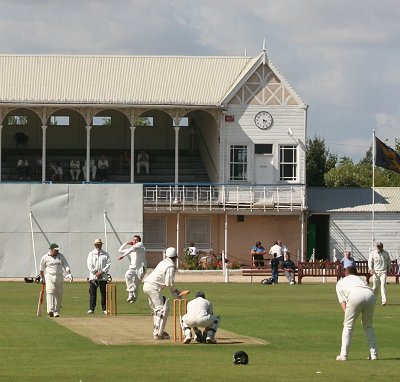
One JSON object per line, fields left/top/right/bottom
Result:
{"left": 324, "top": 142, "right": 400, "bottom": 187}
{"left": 306, "top": 136, "right": 337, "bottom": 186}
{"left": 324, "top": 158, "right": 360, "bottom": 187}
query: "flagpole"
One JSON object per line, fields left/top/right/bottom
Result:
{"left": 372, "top": 129, "right": 375, "bottom": 249}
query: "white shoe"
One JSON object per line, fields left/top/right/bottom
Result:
{"left": 87, "top": 309, "right": 94, "bottom": 314}
{"left": 103, "top": 310, "right": 107, "bottom": 315}
{"left": 336, "top": 355, "right": 347, "bottom": 361}
{"left": 206, "top": 337, "right": 216, "bottom": 344}
{"left": 290, "top": 281, "right": 294, "bottom": 285}
{"left": 154, "top": 332, "right": 170, "bottom": 340}
{"left": 127, "top": 293, "right": 136, "bottom": 303}
{"left": 368, "top": 354, "right": 378, "bottom": 360}
{"left": 53, "top": 312, "right": 60, "bottom": 318}
{"left": 183, "top": 335, "right": 192, "bottom": 344}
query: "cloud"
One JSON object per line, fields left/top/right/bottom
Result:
{"left": 0, "top": 0, "right": 399, "bottom": 161}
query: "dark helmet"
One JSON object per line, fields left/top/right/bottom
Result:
{"left": 233, "top": 351, "right": 249, "bottom": 365}
{"left": 196, "top": 291, "right": 206, "bottom": 299}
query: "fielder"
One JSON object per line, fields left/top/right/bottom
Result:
{"left": 143, "top": 247, "right": 181, "bottom": 340}
{"left": 39, "top": 243, "right": 73, "bottom": 317}
{"left": 181, "top": 291, "right": 220, "bottom": 344}
{"left": 118, "top": 235, "right": 146, "bottom": 303}
{"left": 368, "top": 242, "right": 391, "bottom": 305}
{"left": 336, "top": 266, "right": 378, "bottom": 361}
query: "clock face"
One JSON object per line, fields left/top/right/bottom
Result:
{"left": 254, "top": 111, "right": 273, "bottom": 130}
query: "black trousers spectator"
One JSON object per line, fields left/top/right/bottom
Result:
{"left": 89, "top": 279, "right": 107, "bottom": 311}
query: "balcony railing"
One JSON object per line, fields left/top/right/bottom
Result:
{"left": 143, "top": 183, "right": 306, "bottom": 212}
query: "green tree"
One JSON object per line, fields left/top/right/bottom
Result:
{"left": 324, "top": 142, "right": 400, "bottom": 187}
{"left": 306, "top": 136, "right": 337, "bottom": 186}
{"left": 324, "top": 157, "right": 360, "bottom": 187}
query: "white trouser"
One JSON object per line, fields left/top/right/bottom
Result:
{"left": 182, "top": 314, "right": 220, "bottom": 339}
{"left": 69, "top": 168, "right": 81, "bottom": 180}
{"left": 340, "top": 289, "right": 377, "bottom": 358}
{"left": 125, "top": 266, "right": 145, "bottom": 296}
{"left": 83, "top": 167, "right": 97, "bottom": 180}
{"left": 372, "top": 271, "right": 387, "bottom": 304}
{"left": 137, "top": 161, "right": 149, "bottom": 174}
{"left": 46, "top": 285, "right": 63, "bottom": 314}
{"left": 143, "top": 282, "right": 166, "bottom": 336}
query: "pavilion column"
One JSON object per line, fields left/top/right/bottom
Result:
{"left": 130, "top": 126, "right": 136, "bottom": 183}
{"left": 174, "top": 126, "right": 180, "bottom": 184}
{"left": 85, "top": 125, "right": 92, "bottom": 182}
{"left": 41, "top": 125, "right": 47, "bottom": 183}
{"left": 0, "top": 125, "right": 2, "bottom": 182}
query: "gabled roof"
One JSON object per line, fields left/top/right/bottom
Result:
{"left": 0, "top": 52, "right": 305, "bottom": 108}
{"left": 221, "top": 51, "right": 306, "bottom": 108}
{"left": 307, "top": 187, "right": 400, "bottom": 213}
{"left": 0, "top": 54, "right": 254, "bottom": 106}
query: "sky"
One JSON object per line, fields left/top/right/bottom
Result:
{"left": 1, "top": 0, "right": 399, "bottom": 162}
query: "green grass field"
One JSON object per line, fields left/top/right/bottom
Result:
{"left": 0, "top": 280, "right": 399, "bottom": 381}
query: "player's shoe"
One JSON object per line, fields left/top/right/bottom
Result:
{"left": 368, "top": 354, "right": 378, "bottom": 360}
{"left": 48, "top": 311, "right": 54, "bottom": 317}
{"left": 206, "top": 337, "right": 217, "bottom": 344}
{"left": 336, "top": 355, "right": 347, "bottom": 361}
{"left": 194, "top": 330, "right": 203, "bottom": 343}
{"left": 87, "top": 309, "right": 94, "bottom": 314}
{"left": 154, "top": 332, "right": 170, "bottom": 340}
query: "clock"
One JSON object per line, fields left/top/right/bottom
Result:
{"left": 254, "top": 111, "right": 273, "bottom": 130}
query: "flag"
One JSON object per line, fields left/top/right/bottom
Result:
{"left": 375, "top": 136, "right": 400, "bottom": 174}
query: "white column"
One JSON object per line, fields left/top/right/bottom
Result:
{"left": 0, "top": 125, "right": 2, "bottom": 182}
{"left": 130, "top": 126, "right": 136, "bottom": 183}
{"left": 41, "top": 125, "right": 47, "bottom": 183}
{"left": 85, "top": 125, "right": 92, "bottom": 182}
{"left": 176, "top": 212, "right": 180, "bottom": 268}
{"left": 174, "top": 126, "right": 180, "bottom": 184}
{"left": 301, "top": 212, "right": 304, "bottom": 262}
{"left": 223, "top": 212, "right": 229, "bottom": 283}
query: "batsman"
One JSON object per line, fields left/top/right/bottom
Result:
{"left": 143, "top": 247, "right": 182, "bottom": 340}
{"left": 39, "top": 243, "right": 73, "bottom": 317}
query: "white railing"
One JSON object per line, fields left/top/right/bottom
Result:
{"left": 143, "top": 183, "right": 306, "bottom": 211}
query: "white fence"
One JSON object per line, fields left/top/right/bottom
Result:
{"left": 143, "top": 184, "right": 306, "bottom": 211}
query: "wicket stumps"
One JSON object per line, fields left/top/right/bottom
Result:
{"left": 106, "top": 283, "right": 117, "bottom": 316}
{"left": 173, "top": 298, "right": 187, "bottom": 342}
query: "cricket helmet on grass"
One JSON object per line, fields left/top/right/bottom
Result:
{"left": 233, "top": 351, "right": 249, "bottom": 365}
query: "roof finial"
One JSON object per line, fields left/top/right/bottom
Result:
{"left": 262, "top": 38, "right": 268, "bottom": 64}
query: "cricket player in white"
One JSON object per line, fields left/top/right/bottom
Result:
{"left": 336, "top": 266, "right": 378, "bottom": 361}
{"left": 143, "top": 247, "right": 181, "bottom": 340}
{"left": 368, "top": 242, "right": 391, "bottom": 305}
{"left": 181, "top": 291, "right": 220, "bottom": 344}
{"left": 118, "top": 235, "right": 146, "bottom": 303}
{"left": 39, "top": 243, "right": 73, "bottom": 317}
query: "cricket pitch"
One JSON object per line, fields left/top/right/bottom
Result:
{"left": 56, "top": 316, "right": 267, "bottom": 346}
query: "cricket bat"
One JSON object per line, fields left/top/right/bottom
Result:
{"left": 37, "top": 284, "right": 45, "bottom": 317}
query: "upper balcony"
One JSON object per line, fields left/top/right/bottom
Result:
{"left": 143, "top": 183, "right": 306, "bottom": 213}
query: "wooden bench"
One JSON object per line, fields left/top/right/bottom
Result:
{"left": 297, "top": 261, "right": 339, "bottom": 284}
{"left": 298, "top": 260, "right": 399, "bottom": 284}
